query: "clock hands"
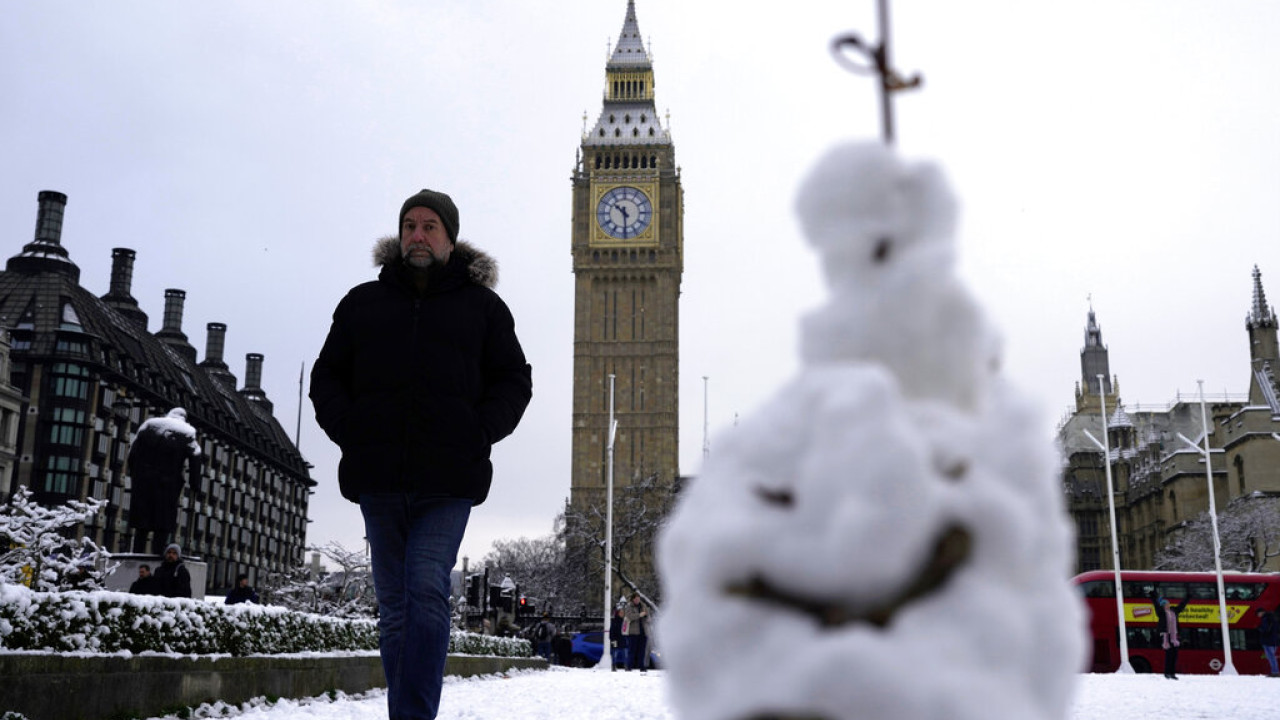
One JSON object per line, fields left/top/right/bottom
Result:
{"left": 616, "top": 204, "right": 632, "bottom": 238}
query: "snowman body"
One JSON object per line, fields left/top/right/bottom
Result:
{"left": 658, "top": 141, "right": 1083, "bottom": 720}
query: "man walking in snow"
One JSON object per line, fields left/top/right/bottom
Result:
{"left": 126, "top": 407, "right": 202, "bottom": 555}
{"left": 310, "top": 188, "right": 532, "bottom": 720}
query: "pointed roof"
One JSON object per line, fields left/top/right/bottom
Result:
{"left": 1248, "top": 264, "right": 1276, "bottom": 328}
{"left": 1084, "top": 304, "right": 1105, "bottom": 348}
{"left": 1110, "top": 404, "right": 1133, "bottom": 429}
{"left": 585, "top": 1, "right": 671, "bottom": 148}
{"left": 609, "top": 0, "right": 650, "bottom": 68}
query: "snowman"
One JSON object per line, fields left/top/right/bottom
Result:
{"left": 658, "top": 141, "right": 1084, "bottom": 720}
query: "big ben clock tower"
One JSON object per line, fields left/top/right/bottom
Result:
{"left": 569, "top": 0, "right": 682, "bottom": 596}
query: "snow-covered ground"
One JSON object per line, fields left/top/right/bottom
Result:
{"left": 137, "top": 668, "right": 1280, "bottom": 720}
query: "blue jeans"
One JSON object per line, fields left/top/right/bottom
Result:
{"left": 361, "top": 494, "right": 472, "bottom": 720}
{"left": 1264, "top": 644, "right": 1278, "bottom": 675}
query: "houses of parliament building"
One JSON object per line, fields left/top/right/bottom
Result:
{"left": 1059, "top": 266, "right": 1280, "bottom": 573}
{"left": 0, "top": 190, "right": 313, "bottom": 593}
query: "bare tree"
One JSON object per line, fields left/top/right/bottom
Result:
{"left": 262, "top": 541, "right": 376, "bottom": 618}
{"left": 1155, "top": 494, "right": 1280, "bottom": 573}
{"left": 559, "top": 472, "right": 680, "bottom": 610}
{"left": 0, "top": 486, "right": 115, "bottom": 591}
{"left": 480, "top": 533, "right": 578, "bottom": 614}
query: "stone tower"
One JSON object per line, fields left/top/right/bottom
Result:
{"left": 1075, "top": 305, "right": 1120, "bottom": 414}
{"left": 568, "top": 0, "right": 682, "bottom": 599}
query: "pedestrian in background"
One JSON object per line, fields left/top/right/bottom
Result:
{"left": 623, "top": 592, "right": 651, "bottom": 672}
{"left": 225, "top": 573, "right": 259, "bottom": 605}
{"left": 129, "top": 564, "right": 157, "bottom": 595}
{"left": 1257, "top": 606, "right": 1279, "bottom": 677}
{"left": 311, "top": 188, "right": 532, "bottom": 720}
{"left": 1151, "top": 587, "right": 1188, "bottom": 679}
{"left": 533, "top": 613, "right": 556, "bottom": 663}
{"left": 151, "top": 543, "right": 192, "bottom": 599}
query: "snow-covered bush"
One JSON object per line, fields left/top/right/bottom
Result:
{"left": 0, "top": 486, "right": 115, "bottom": 592}
{"left": 448, "top": 628, "right": 532, "bottom": 658}
{"left": 0, "top": 582, "right": 376, "bottom": 654}
{"left": 0, "top": 582, "right": 531, "bottom": 658}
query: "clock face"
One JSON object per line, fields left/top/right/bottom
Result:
{"left": 596, "top": 186, "right": 653, "bottom": 239}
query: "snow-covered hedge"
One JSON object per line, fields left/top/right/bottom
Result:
{"left": 0, "top": 584, "right": 531, "bottom": 658}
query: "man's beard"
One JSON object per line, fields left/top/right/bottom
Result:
{"left": 405, "top": 251, "right": 435, "bottom": 269}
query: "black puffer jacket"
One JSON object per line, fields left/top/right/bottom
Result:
{"left": 310, "top": 238, "right": 532, "bottom": 505}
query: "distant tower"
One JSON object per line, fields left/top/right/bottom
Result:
{"left": 1246, "top": 265, "right": 1279, "bottom": 405}
{"left": 568, "top": 0, "right": 683, "bottom": 594}
{"left": 1075, "top": 304, "right": 1120, "bottom": 414}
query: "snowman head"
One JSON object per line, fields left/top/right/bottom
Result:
{"left": 795, "top": 141, "right": 956, "bottom": 292}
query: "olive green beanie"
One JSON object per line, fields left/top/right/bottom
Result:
{"left": 399, "top": 189, "right": 459, "bottom": 244}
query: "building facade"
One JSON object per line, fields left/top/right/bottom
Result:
{"left": 568, "top": 0, "right": 683, "bottom": 597}
{"left": 1059, "top": 267, "right": 1280, "bottom": 573}
{"left": 0, "top": 190, "right": 313, "bottom": 593}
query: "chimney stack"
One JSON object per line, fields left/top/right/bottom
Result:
{"left": 108, "top": 248, "right": 137, "bottom": 299}
{"left": 200, "top": 322, "right": 237, "bottom": 389}
{"left": 154, "top": 288, "right": 197, "bottom": 363}
{"left": 6, "top": 190, "right": 80, "bottom": 279}
{"left": 101, "top": 248, "right": 148, "bottom": 331}
{"left": 205, "top": 323, "right": 227, "bottom": 365}
{"left": 34, "top": 190, "right": 68, "bottom": 246}
{"left": 160, "top": 289, "right": 187, "bottom": 337}
{"left": 244, "top": 353, "right": 264, "bottom": 391}
{"left": 240, "top": 353, "right": 273, "bottom": 411}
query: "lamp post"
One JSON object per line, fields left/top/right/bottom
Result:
{"left": 1081, "top": 374, "right": 1132, "bottom": 673}
{"left": 1175, "top": 380, "right": 1237, "bottom": 675}
{"left": 598, "top": 374, "right": 618, "bottom": 670}
{"left": 702, "top": 376, "right": 710, "bottom": 461}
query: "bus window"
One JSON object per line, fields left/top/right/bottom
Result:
{"left": 1126, "top": 627, "right": 1158, "bottom": 649}
{"left": 1185, "top": 582, "right": 1216, "bottom": 600}
{"left": 1184, "top": 627, "right": 1222, "bottom": 650}
{"left": 1123, "top": 581, "right": 1155, "bottom": 598}
{"left": 1225, "top": 583, "right": 1264, "bottom": 600}
{"left": 1080, "top": 581, "right": 1113, "bottom": 598}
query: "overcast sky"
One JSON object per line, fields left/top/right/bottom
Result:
{"left": 4, "top": 1, "right": 1278, "bottom": 571}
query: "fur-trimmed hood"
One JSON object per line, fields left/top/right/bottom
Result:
{"left": 372, "top": 235, "right": 499, "bottom": 289}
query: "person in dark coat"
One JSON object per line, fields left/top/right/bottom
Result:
{"left": 225, "top": 573, "right": 259, "bottom": 605}
{"left": 1151, "top": 588, "right": 1189, "bottom": 679}
{"left": 310, "top": 188, "right": 532, "bottom": 720}
{"left": 129, "top": 563, "right": 158, "bottom": 595}
{"left": 126, "top": 408, "right": 201, "bottom": 555}
{"left": 151, "top": 543, "right": 192, "bottom": 598}
{"left": 1257, "top": 606, "right": 1279, "bottom": 677}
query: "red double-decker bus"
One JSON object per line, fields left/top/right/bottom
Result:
{"left": 1073, "top": 570, "right": 1280, "bottom": 675}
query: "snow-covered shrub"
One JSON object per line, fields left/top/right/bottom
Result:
{"left": 0, "top": 582, "right": 531, "bottom": 657}
{"left": 0, "top": 486, "right": 116, "bottom": 592}
{"left": 0, "top": 583, "right": 374, "bottom": 655}
{"left": 448, "top": 628, "right": 532, "bottom": 658}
